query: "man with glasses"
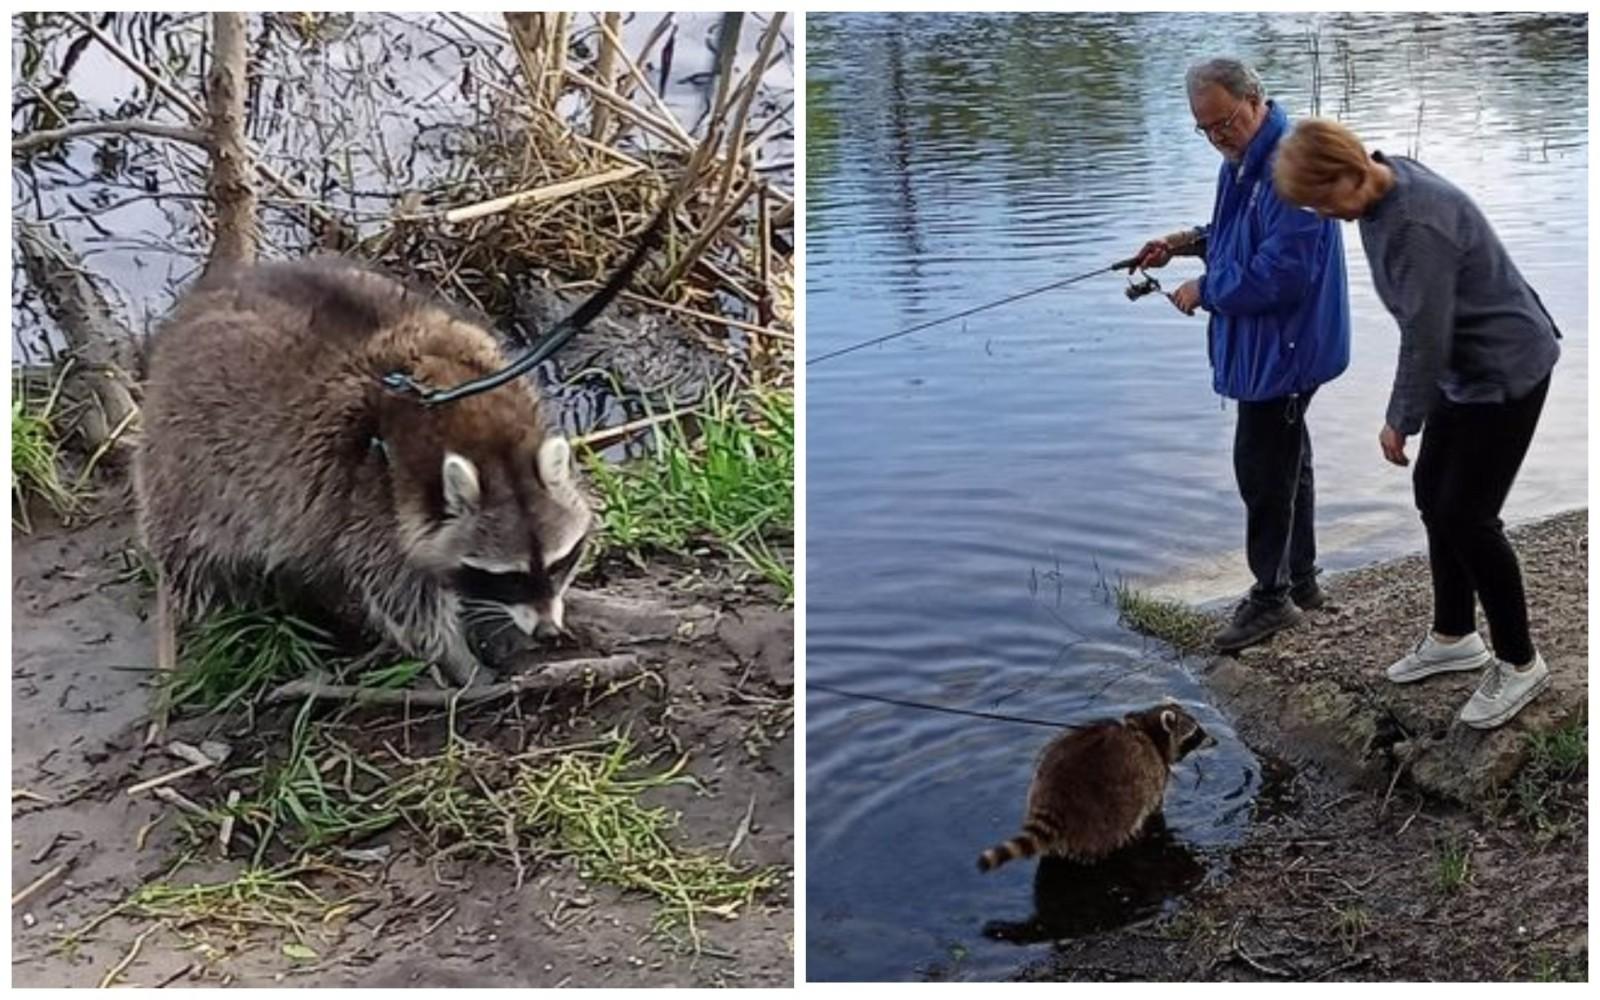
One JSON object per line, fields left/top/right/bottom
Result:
{"left": 1128, "top": 58, "right": 1350, "bottom": 653}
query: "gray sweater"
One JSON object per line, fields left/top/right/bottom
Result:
{"left": 1358, "top": 152, "right": 1560, "bottom": 435}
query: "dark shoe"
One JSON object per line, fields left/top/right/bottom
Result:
{"left": 1289, "top": 578, "right": 1327, "bottom": 611}
{"left": 1214, "top": 598, "right": 1303, "bottom": 653}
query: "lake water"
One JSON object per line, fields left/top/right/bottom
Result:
{"left": 10, "top": 11, "right": 792, "bottom": 446}
{"left": 805, "top": 11, "right": 1587, "bottom": 982}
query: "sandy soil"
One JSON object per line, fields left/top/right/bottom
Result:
{"left": 10, "top": 492, "right": 793, "bottom": 987}
{"left": 1014, "top": 511, "right": 1588, "bottom": 982}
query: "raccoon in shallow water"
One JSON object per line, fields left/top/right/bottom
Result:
{"left": 134, "top": 257, "right": 602, "bottom": 687}
{"left": 977, "top": 703, "right": 1214, "bottom": 872}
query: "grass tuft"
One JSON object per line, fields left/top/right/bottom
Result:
{"left": 164, "top": 606, "right": 334, "bottom": 715}
{"left": 585, "top": 388, "right": 793, "bottom": 597}
{"left": 1502, "top": 716, "right": 1587, "bottom": 840}
{"left": 1109, "top": 579, "right": 1214, "bottom": 654}
{"left": 1331, "top": 905, "right": 1371, "bottom": 954}
{"left": 11, "top": 370, "right": 82, "bottom": 532}
{"left": 1433, "top": 835, "right": 1471, "bottom": 892}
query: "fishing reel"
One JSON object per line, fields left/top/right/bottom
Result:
{"left": 1125, "top": 270, "right": 1164, "bottom": 302}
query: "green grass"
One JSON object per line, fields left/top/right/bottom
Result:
{"left": 1433, "top": 836, "right": 1471, "bottom": 892}
{"left": 11, "top": 371, "right": 82, "bottom": 532}
{"left": 1331, "top": 905, "right": 1371, "bottom": 954}
{"left": 1109, "top": 579, "right": 1214, "bottom": 654}
{"left": 584, "top": 388, "right": 793, "bottom": 597}
{"left": 1503, "top": 716, "right": 1587, "bottom": 839}
{"left": 507, "top": 733, "right": 780, "bottom": 941}
{"left": 163, "top": 606, "right": 334, "bottom": 715}
{"left": 1530, "top": 948, "right": 1586, "bottom": 982}
{"left": 1527, "top": 719, "right": 1587, "bottom": 775}
{"left": 229, "top": 700, "right": 401, "bottom": 862}
{"left": 165, "top": 723, "right": 779, "bottom": 951}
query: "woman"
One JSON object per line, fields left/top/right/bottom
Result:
{"left": 1273, "top": 118, "right": 1560, "bottom": 730}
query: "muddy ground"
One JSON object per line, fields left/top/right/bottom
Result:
{"left": 10, "top": 490, "right": 793, "bottom": 987}
{"left": 1018, "top": 511, "right": 1588, "bottom": 982}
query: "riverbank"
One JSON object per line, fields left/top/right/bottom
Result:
{"left": 1026, "top": 509, "right": 1587, "bottom": 981}
{"left": 11, "top": 495, "right": 794, "bottom": 987}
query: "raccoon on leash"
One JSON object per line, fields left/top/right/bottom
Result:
{"left": 977, "top": 703, "right": 1215, "bottom": 871}
{"left": 133, "top": 244, "right": 651, "bottom": 687}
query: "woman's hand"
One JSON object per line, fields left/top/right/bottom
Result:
{"left": 1380, "top": 423, "right": 1409, "bottom": 466}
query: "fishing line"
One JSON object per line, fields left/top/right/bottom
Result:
{"left": 807, "top": 681, "right": 1071, "bottom": 729}
{"left": 807, "top": 256, "right": 1141, "bottom": 366}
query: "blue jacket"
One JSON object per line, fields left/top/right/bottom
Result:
{"left": 1197, "top": 101, "right": 1350, "bottom": 401}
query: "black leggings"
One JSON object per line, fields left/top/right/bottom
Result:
{"left": 1412, "top": 374, "right": 1551, "bottom": 666}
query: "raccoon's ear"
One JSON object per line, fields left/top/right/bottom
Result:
{"left": 1160, "top": 709, "right": 1176, "bottom": 733}
{"left": 536, "top": 436, "right": 573, "bottom": 487}
{"left": 442, "top": 452, "right": 481, "bottom": 514}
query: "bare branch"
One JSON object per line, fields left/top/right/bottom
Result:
{"left": 11, "top": 119, "right": 206, "bottom": 154}
{"left": 263, "top": 654, "right": 642, "bottom": 707}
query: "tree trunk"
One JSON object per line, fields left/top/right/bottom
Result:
{"left": 204, "top": 11, "right": 257, "bottom": 274}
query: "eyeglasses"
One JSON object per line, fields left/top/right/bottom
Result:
{"left": 1194, "top": 100, "right": 1245, "bottom": 139}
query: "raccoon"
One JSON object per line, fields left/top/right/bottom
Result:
{"left": 977, "top": 702, "right": 1214, "bottom": 872}
{"left": 134, "top": 258, "right": 600, "bottom": 687}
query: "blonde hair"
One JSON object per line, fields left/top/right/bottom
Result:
{"left": 1274, "top": 118, "right": 1372, "bottom": 207}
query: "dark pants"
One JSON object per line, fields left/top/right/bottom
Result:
{"left": 1234, "top": 389, "right": 1318, "bottom": 606}
{"left": 1413, "top": 374, "right": 1550, "bottom": 667}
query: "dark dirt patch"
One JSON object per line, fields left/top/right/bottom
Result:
{"left": 1014, "top": 512, "right": 1587, "bottom": 982}
{"left": 10, "top": 496, "right": 793, "bottom": 987}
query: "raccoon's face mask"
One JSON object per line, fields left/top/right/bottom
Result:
{"left": 437, "top": 437, "right": 591, "bottom": 636}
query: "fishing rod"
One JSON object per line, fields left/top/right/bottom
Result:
{"left": 808, "top": 681, "right": 1073, "bottom": 730}
{"left": 806, "top": 255, "right": 1168, "bottom": 366}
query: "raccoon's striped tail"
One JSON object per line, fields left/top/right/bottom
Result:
{"left": 977, "top": 828, "right": 1043, "bottom": 872}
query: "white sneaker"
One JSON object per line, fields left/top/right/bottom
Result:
{"left": 1458, "top": 653, "right": 1551, "bottom": 730}
{"left": 1385, "top": 632, "right": 1493, "bottom": 683}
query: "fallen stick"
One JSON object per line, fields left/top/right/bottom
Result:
{"left": 125, "top": 759, "right": 213, "bottom": 797}
{"left": 263, "top": 654, "right": 641, "bottom": 707}
{"left": 15, "top": 222, "right": 140, "bottom": 453}
{"left": 98, "top": 923, "right": 162, "bottom": 988}
{"left": 440, "top": 165, "right": 643, "bottom": 225}
{"left": 12, "top": 862, "right": 70, "bottom": 908}
{"left": 151, "top": 787, "right": 209, "bottom": 818}
{"left": 218, "top": 789, "right": 241, "bottom": 857}
{"left": 613, "top": 288, "right": 793, "bottom": 341}
{"left": 573, "top": 408, "right": 689, "bottom": 450}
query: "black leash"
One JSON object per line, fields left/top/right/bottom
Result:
{"left": 806, "top": 257, "right": 1139, "bottom": 366}
{"left": 807, "top": 681, "right": 1071, "bottom": 730}
{"left": 383, "top": 171, "right": 696, "bottom": 407}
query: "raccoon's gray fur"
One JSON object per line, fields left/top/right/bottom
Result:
{"left": 977, "top": 702, "right": 1214, "bottom": 872}
{"left": 133, "top": 258, "right": 591, "bottom": 686}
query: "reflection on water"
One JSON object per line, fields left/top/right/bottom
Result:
{"left": 979, "top": 816, "right": 1208, "bottom": 947}
{"left": 806, "top": 11, "right": 1586, "bottom": 982}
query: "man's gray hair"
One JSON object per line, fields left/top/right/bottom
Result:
{"left": 1186, "top": 58, "right": 1267, "bottom": 102}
